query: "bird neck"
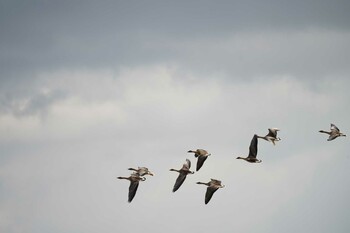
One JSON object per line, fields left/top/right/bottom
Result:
{"left": 319, "top": 130, "right": 330, "bottom": 135}
{"left": 196, "top": 182, "right": 208, "bottom": 186}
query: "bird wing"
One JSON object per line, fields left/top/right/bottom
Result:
{"left": 128, "top": 181, "right": 139, "bottom": 202}
{"left": 210, "top": 179, "right": 221, "bottom": 186}
{"left": 248, "top": 134, "right": 258, "bottom": 158}
{"left": 136, "top": 167, "right": 146, "bottom": 176}
{"left": 205, "top": 186, "right": 218, "bottom": 204}
{"left": 196, "top": 155, "right": 208, "bottom": 171}
{"left": 330, "top": 124, "right": 340, "bottom": 132}
{"left": 173, "top": 173, "right": 187, "bottom": 192}
{"left": 183, "top": 159, "right": 191, "bottom": 169}
{"left": 267, "top": 128, "right": 278, "bottom": 138}
{"left": 197, "top": 149, "right": 208, "bottom": 155}
{"left": 328, "top": 133, "right": 338, "bottom": 141}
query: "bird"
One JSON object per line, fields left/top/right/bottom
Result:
{"left": 169, "top": 159, "right": 195, "bottom": 192}
{"left": 128, "top": 167, "right": 154, "bottom": 176}
{"left": 117, "top": 173, "right": 146, "bottom": 203}
{"left": 257, "top": 128, "right": 281, "bottom": 145}
{"left": 187, "top": 149, "right": 211, "bottom": 171}
{"left": 196, "top": 179, "right": 225, "bottom": 204}
{"left": 236, "top": 134, "right": 262, "bottom": 163}
{"left": 319, "top": 123, "right": 347, "bottom": 141}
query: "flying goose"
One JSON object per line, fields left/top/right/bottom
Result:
{"left": 187, "top": 149, "right": 211, "bottom": 171}
{"left": 169, "top": 159, "right": 194, "bottom": 192}
{"left": 128, "top": 167, "right": 154, "bottom": 176}
{"left": 196, "top": 179, "right": 225, "bottom": 204}
{"left": 236, "top": 134, "right": 262, "bottom": 163}
{"left": 117, "top": 173, "right": 146, "bottom": 203}
{"left": 257, "top": 128, "right": 281, "bottom": 145}
{"left": 319, "top": 123, "right": 346, "bottom": 141}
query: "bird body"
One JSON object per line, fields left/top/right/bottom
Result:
{"left": 170, "top": 159, "right": 194, "bottom": 192}
{"left": 319, "top": 123, "right": 346, "bottom": 141}
{"left": 257, "top": 128, "right": 281, "bottom": 145}
{"left": 117, "top": 173, "right": 146, "bottom": 203}
{"left": 236, "top": 134, "right": 262, "bottom": 163}
{"left": 128, "top": 167, "right": 154, "bottom": 176}
{"left": 196, "top": 179, "right": 225, "bottom": 204}
{"left": 188, "top": 149, "right": 211, "bottom": 171}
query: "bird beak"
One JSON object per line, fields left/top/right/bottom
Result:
{"left": 149, "top": 172, "right": 154, "bottom": 176}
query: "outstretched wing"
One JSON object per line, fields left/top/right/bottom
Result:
{"left": 136, "top": 167, "right": 147, "bottom": 176}
{"left": 210, "top": 179, "right": 222, "bottom": 186}
{"left": 248, "top": 134, "right": 258, "bottom": 158}
{"left": 128, "top": 181, "right": 139, "bottom": 202}
{"left": 205, "top": 186, "right": 218, "bottom": 204}
{"left": 327, "top": 135, "right": 337, "bottom": 141}
{"left": 330, "top": 123, "right": 340, "bottom": 132}
{"left": 173, "top": 173, "right": 187, "bottom": 192}
{"left": 197, "top": 149, "right": 208, "bottom": 156}
{"left": 183, "top": 159, "right": 191, "bottom": 169}
{"left": 196, "top": 155, "right": 208, "bottom": 171}
{"left": 267, "top": 128, "right": 279, "bottom": 138}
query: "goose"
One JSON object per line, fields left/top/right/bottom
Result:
{"left": 117, "top": 173, "right": 146, "bottom": 203}
{"left": 169, "top": 159, "right": 194, "bottom": 192}
{"left": 128, "top": 167, "right": 154, "bottom": 176}
{"left": 257, "top": 128, "right": 281, "bottom": 145}
{"left": 187, "top": 149, "right": 211, "bottom": 171}
{"left": 319, "top": 123, "right": 347, "bottom": 141}
{"left": 236, "top": 134, "right": 262, "bottom": 163}
{"left": 196, "top": 179, "right": 225, "bottom": 204}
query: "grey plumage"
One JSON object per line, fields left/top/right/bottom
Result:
{"left": 128, "top": 167, "right": 154, "bottom": 176}
{"left": 236, "top": 134, "right": 262, "bottom": 163}
{"left": 319, "top": 123, "right": 347, "bottom": 141}
{"left": 170, "top": 159, "right": 194, "bottom": 192}
{"left": 117, "top": 173, "right": 146, "bottom": 203}
{"left": 188, "top": 149, "right": 211, "bottom": 171}
{"left": 257, "top": 128, "right": 281, "bottom": 145}
{"left": 196, "top": 179, "right": 225, "bottom": 204}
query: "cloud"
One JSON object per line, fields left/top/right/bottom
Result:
{"left": 1, "top": 65, "right": 347, "bottom": 148}
{"left": 1, "top": 1, "right": 349, "bottom": 85}
{"left": 0, "top": 66, "right": 218, "bottom": 142}
{"left": 1, "top": 2, "right": 350, "bottom": 231}
{"left": 143, "top": 29, "right": 350, "bottom": 80}
{"left": 1, "top": 64, "right": 349, "bottom": 232}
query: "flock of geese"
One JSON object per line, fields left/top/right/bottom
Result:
{"left": 117, "top": 123, "right": 346, "bottom": 204}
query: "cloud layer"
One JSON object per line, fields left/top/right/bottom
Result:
{"left": 1, "top": 1, "right": 350, "bottom": 233}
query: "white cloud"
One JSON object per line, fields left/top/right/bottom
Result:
{"left": 0, "top": 65, "right": 349, "bottom": 233}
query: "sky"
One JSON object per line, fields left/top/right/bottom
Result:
{"left": 1, "top": 1, "right": 350, "bottom": 232}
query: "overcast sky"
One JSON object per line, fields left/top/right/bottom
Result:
{"left": 1, "top": 1, "right": 350, "bottom": 233}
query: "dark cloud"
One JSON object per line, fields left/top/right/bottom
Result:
{"left": 1, "top": 0, "right": 350, "bottom": 81}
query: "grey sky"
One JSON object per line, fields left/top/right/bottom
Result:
{"left": 1, "top": 1, "right": 350, "bottom": 233}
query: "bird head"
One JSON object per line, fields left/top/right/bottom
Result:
{"left": 148, "top": 171, "right": 154, "bottom": 176}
